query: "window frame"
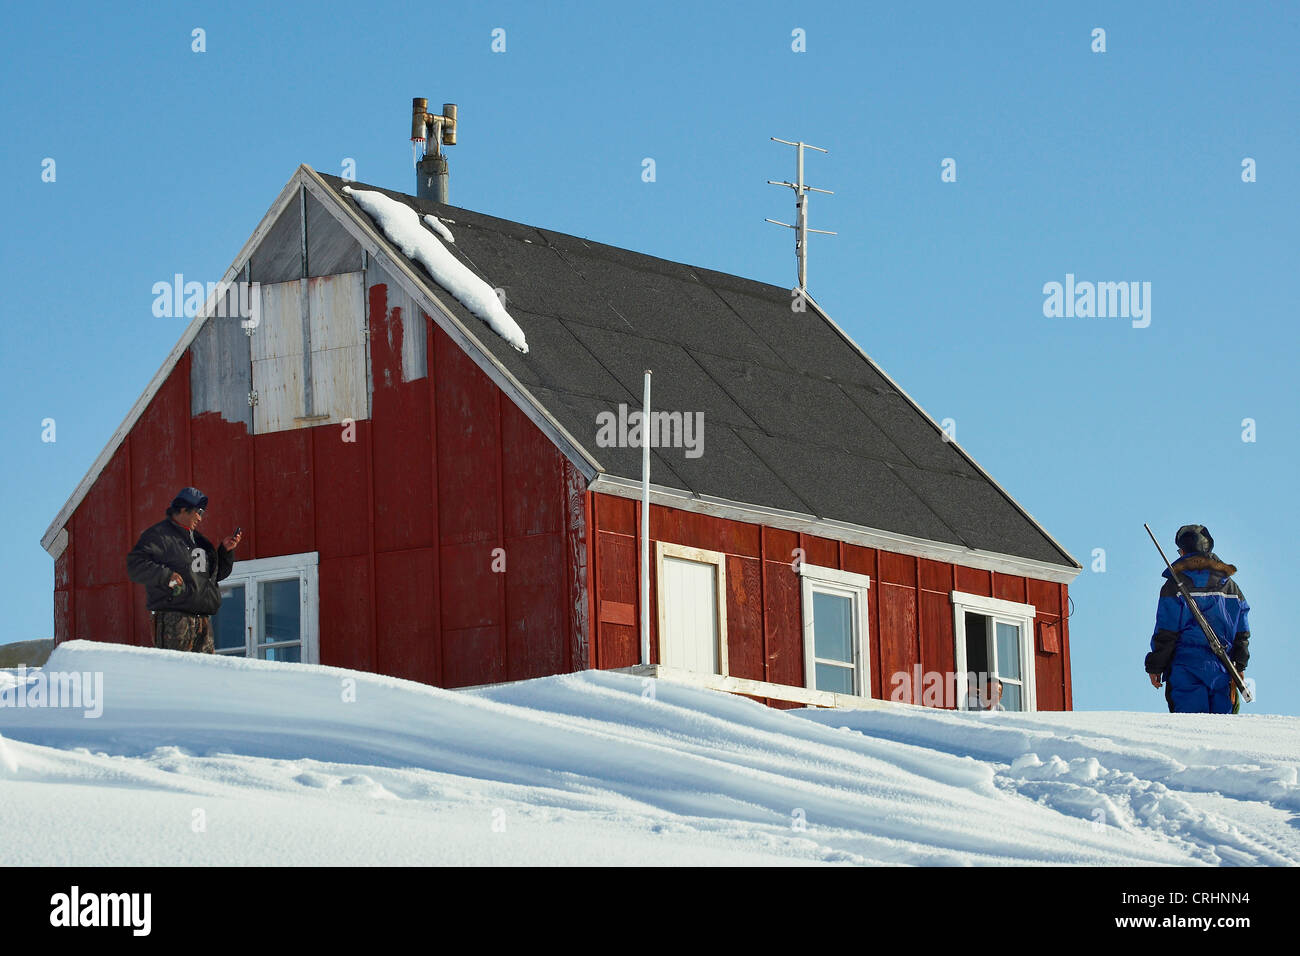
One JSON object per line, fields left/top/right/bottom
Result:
{"left": 799, "top": 563, "right": 872, "bottom": 699}
{"left": 950, "top": 590, "right": 1037, "bottom": 712}
{"left": 214, "top": 551, "right": 320, "bottom": 664}
{"left": 655, "top": 541, "right": 729, "bottom": 677}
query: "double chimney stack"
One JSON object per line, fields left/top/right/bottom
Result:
{"left": 412, "top": 98, "right": 457, "bottom": 203}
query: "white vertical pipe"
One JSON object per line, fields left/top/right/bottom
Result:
{"left": 796, "top": 142, "right": 807, "bottom": 291}
{"left": 641, "top": 369, "right": 652, "bottom": 668}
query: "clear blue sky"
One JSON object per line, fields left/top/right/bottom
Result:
{"left": 3, "top": 1, "right": 1296, "bottom": 714}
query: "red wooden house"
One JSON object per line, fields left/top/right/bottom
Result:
{"left": 42, "top": 165, "right": 1080, "bottom": 710}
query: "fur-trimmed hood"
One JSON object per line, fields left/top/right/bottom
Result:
{"left": 1164, "top": 552, "right": 1237, "bottom": 578}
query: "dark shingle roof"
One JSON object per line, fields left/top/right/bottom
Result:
{"left": 319, "top": 173, "right": 1077, "bottom": 569}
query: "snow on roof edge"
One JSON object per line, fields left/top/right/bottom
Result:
{"left": 342, "top": 186, "right": 527, "bottom": 354}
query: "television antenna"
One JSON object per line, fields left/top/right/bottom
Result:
{"left": 765, "top": 137, "right": 836, "bottom": 292}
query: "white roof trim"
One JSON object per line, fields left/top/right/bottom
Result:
{"left": 48, "top": 527, "right": 69, "bottom": 562}
{"left": 802, "top": 291, "right": 1081, "bottom": 572}
{"left": 41, "top": 169, "right": 307, "bottom": 554}
{"left": 589, "top": 473, "right": 1081, "bottom": 584}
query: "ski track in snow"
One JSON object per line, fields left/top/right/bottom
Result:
{"left": 794, "top": 708, "right": 1300, "bottom": 867}
{"left": 1, "top": 642, "right": 1296, "bottom": 866}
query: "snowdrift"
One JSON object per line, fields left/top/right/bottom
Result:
{"left": 1, "top": 641, "right": 1296, "bottom": 866}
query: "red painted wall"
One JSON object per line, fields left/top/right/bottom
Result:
{"left": 588, "top": 492, "right": 1074, "bottom": 711}
{"left": 50, "top": 281, "right": 1073, "bottom": 711}
{"left": 55, "top": 284, "right": 587, "bottom": 689}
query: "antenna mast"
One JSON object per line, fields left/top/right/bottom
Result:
{"left": 765, "top": 137, "right": 836, "bottom": 292}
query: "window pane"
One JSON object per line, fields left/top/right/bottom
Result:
{"left": 1001, "top": 681, "right": 1023, "bottom": 712}
{"left": 996, "top": 622, "right": 1021, "bottom": 680}
{"left": 259, "top": 643, "right": 301, "bottom": 663}
{"left": 260, "top": 579, "right": 301, "bottom": 644}
{"left": 813, "top": 592, "right": 853, "bottom": 663}
{"left": 213, "top": 586, "right": 246, "bottom": 655}
{"left": 815, "top": 663, "right": 854, "bottom": 695}
{"left": 965, "top": 613, "right": 989, "bottom": 674}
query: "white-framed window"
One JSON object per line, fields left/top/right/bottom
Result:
{"left": 800, "top": 564, "right": 872, "bottom": 697}
{"left": 656, "top": 542, "right": 729, "bottom": 676}
{"left": 951, "top": 590, "right": 1036, "bottom": 712}
{"left": 212, "top": 552, "right": 320, "bottom": 664}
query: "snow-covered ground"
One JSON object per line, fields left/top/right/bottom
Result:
{"left": 1, "top": 641, "right": 1296, "bottom": 866}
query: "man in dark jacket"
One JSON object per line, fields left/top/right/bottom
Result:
{"left": 126, "top": 487, "right": 242, "bottom": 653}
{"left": 1144, "top": 524, "right": 1250, "bottom": 714}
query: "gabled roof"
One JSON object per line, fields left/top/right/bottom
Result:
{"left": 316, "top": 172, "right": 1078, "bottom": 577}
{"left": 44, "top": 165, "right": 1079, "bottom": 581}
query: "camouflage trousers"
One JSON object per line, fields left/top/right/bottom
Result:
{"left": 152, "top": 611, "right": 214, "bottom": 654}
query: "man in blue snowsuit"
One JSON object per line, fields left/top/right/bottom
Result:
{"left": 1145, "top": 525, "right": 1251, "bottom": 714}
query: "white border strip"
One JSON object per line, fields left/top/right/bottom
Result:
{"left": 621, "top": 663, "right": 910, "bottom": 711}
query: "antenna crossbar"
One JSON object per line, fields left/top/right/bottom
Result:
{"left": 765, "top": 137, "right": 835, "bottom": 292}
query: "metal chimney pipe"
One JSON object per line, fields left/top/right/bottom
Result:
{"left": 412, "top": 98, "right": 457, "bottom": 204}
{"left": 417, "top": 154, "right": 449, "bottom": 203}
{"left": 441, "top": 104, "right": 457, "bottom": 145}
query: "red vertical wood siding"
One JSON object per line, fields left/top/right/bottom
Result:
{"left": 590, "top": 492, "right": 1075, "bottom": 711}
{"left": 310, "top": 418, "right": 370, "bottom": 558}
{"left": 564, "top": 468, "right": 591, "bottom": 672}
{"left": 253, "top": 429, "right": 314, "bottom": 558}
{"left": 375, "top": 547, "right": 435, "bottom": 682}
{"left": 725, "top": 555, "right": 764, "bottom": 681}
{"left": 58, "top": 282, "right": 583, "bottom": 692}
{"left": 319, "top": 554, "right": 371, "bottom": 672}
{"left": 54, "top": 541, "right": 73, "bottom": 644}
{"left": 370, "top": 301, "right": 433, "bottom": 553}
{"left": 53, "top": 279, "right": 1075, "bottom": 710}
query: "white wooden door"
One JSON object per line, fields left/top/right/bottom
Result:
{"left": 659, "top": 554, "right": 721, "bottom": 674}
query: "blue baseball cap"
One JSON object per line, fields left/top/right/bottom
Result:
{"left": 170, "top": 487, "right": 209, "bottom": 512}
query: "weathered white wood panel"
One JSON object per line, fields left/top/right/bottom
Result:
{"left": 190, "top": 283, "right": 253, "bottom": 427}
{"left": 305, "top": 191, "right": 363, "bottom": 278}
{"left": 310, "top": 346, "right": 367, "bottom": 423}
{"left": 308, "top": 273, "right": 365, "bottom": 351}
{"left": 251, "top": 199, "right": 304, "bottom": 285}
{"left": 306, "top": 273, "right": 367, "bottom": 424}
{"left": 252, "top": 281, "right": 304, "bottom": 362}
{"left": 252, "top": 353, "right": 306, "bottom": 432}
{"left": 251, "top": 280, "right": 307, "bottom": 431}
{"left": 250, "top": 273, "right": 368, "bottom": 431}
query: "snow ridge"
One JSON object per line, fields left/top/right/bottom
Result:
{"left": 342, "top": 186, "right": 527, "bottom": 353}
{"left": 2, "top": 642, "right": 1297, "bottom": 866}
{"left": 424, "top": 215, "right": 454, "bottom": 243}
